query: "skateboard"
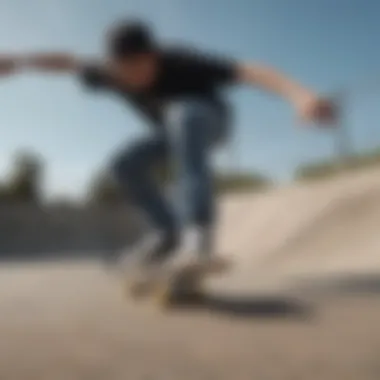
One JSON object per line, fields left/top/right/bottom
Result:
{"left": 125, "top": 257, "right": 231, "bottom": 308}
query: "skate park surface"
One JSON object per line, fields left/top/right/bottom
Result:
{"left": 2, "top": 167, "right": 380, "bottom": 379}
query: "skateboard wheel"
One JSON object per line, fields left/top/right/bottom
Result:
{"left": 155, "top": 281, "right": 205, "bottom": 309}
{"left": 125, "top": 278, "right": 152, "bottom": 300}
{"left": 126, "top": 283, "right": 143, "bottom": 299}
{"left": 154, "top": 285, "right": 175, "bottom": 308}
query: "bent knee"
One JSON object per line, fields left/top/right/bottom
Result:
{"left": 111, "top": 137, "right": 168, "bottom": 183}
{"left": 111, "top": 149, "right": 141, "bottom": 183}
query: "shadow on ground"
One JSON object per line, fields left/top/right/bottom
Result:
{"left": 295, "top": 273, "right": 380, "bottom": 297}
{"left": 166, "top": 294, "right": 313, "bottom": 320}
{"left": 0, "top": 246, "right": 130, "bottom": 265}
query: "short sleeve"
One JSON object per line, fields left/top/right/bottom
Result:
{"left": 193, "top": 53, "right": 237, "bottom": 84}
{"left": 79, "top": 64, "right": 110, "bottom": 90}
{"left": 168, "top": 48, "right": 238, "bottom": 86}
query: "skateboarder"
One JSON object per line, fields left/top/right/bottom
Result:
{"left": 0, "top": 19, "right": 335, "bottom": 268}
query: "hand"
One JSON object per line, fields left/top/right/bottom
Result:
{"left": 295, "top": 94, "right": 337, "bottom": 126}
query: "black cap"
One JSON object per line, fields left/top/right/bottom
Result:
{"left": 107, "top": 19, "right": 157, "bottom": 59}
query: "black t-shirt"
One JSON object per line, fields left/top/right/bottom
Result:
{"left": 80, "top": 47, "right": 238, "bottom": 127}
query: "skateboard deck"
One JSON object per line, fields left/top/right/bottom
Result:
{"left": 125, "top": 257, "right": 231, "bottom": 308}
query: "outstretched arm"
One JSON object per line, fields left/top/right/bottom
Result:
{"left": 0, "top": 52, "right": 113, "bottom": 92}
{"left": 236, "top": 63, "right": 336, "bottom": 125}
{"left": 21, "top": 53, "right": 81, "bottom": 72}
{"left": 0, "top": 53, "right": 86, "bottom": 76}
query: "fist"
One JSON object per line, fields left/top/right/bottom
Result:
{"left": 297, "top": 95, "right": 337, "bottom": 126}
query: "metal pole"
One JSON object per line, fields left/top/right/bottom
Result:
{"left": 333, "top": 90, "right": 352, "bottom": 166}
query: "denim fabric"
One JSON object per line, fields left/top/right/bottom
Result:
{"left": 111, "top": 98, "right": 229, "bottom": 240}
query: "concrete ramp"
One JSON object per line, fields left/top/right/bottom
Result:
{"left": 216, "top": 167, "right": 380, "bottom": 277}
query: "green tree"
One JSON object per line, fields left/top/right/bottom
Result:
{"left": 6, "top": 150, "right": 44, "bottom": 203}
{"left": 87, "top": 169, "right": 124, "bottom": 205}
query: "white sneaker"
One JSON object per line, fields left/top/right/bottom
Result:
{"left": 164, "top": 227, "right": 213, "bottom": 270}
{"left": 182, "top": 226, "right": 213, "bottom": 258}
{"left": 115, "top": 232, "right": 162, "bottom": 273}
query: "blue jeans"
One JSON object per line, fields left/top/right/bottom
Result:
{"left": 112, "top": 98, "right": 229, "bottom": 254}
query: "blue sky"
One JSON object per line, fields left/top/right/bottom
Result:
{"left": 0, "top": 0, "right": 379, "bottom": 198}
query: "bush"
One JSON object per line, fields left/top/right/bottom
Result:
{"left": 296, "top": 147, "right": 380, "bottom": 181}
{"left": 214, "top": 171, "right": 272, "bottom": 194}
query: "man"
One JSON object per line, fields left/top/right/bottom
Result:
{"left": 0, "top": 19, "right": 335, "bottom": 268}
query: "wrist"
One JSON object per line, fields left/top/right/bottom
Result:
{"left": 289, "top": 88, "right": 315, "bottom": 108}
